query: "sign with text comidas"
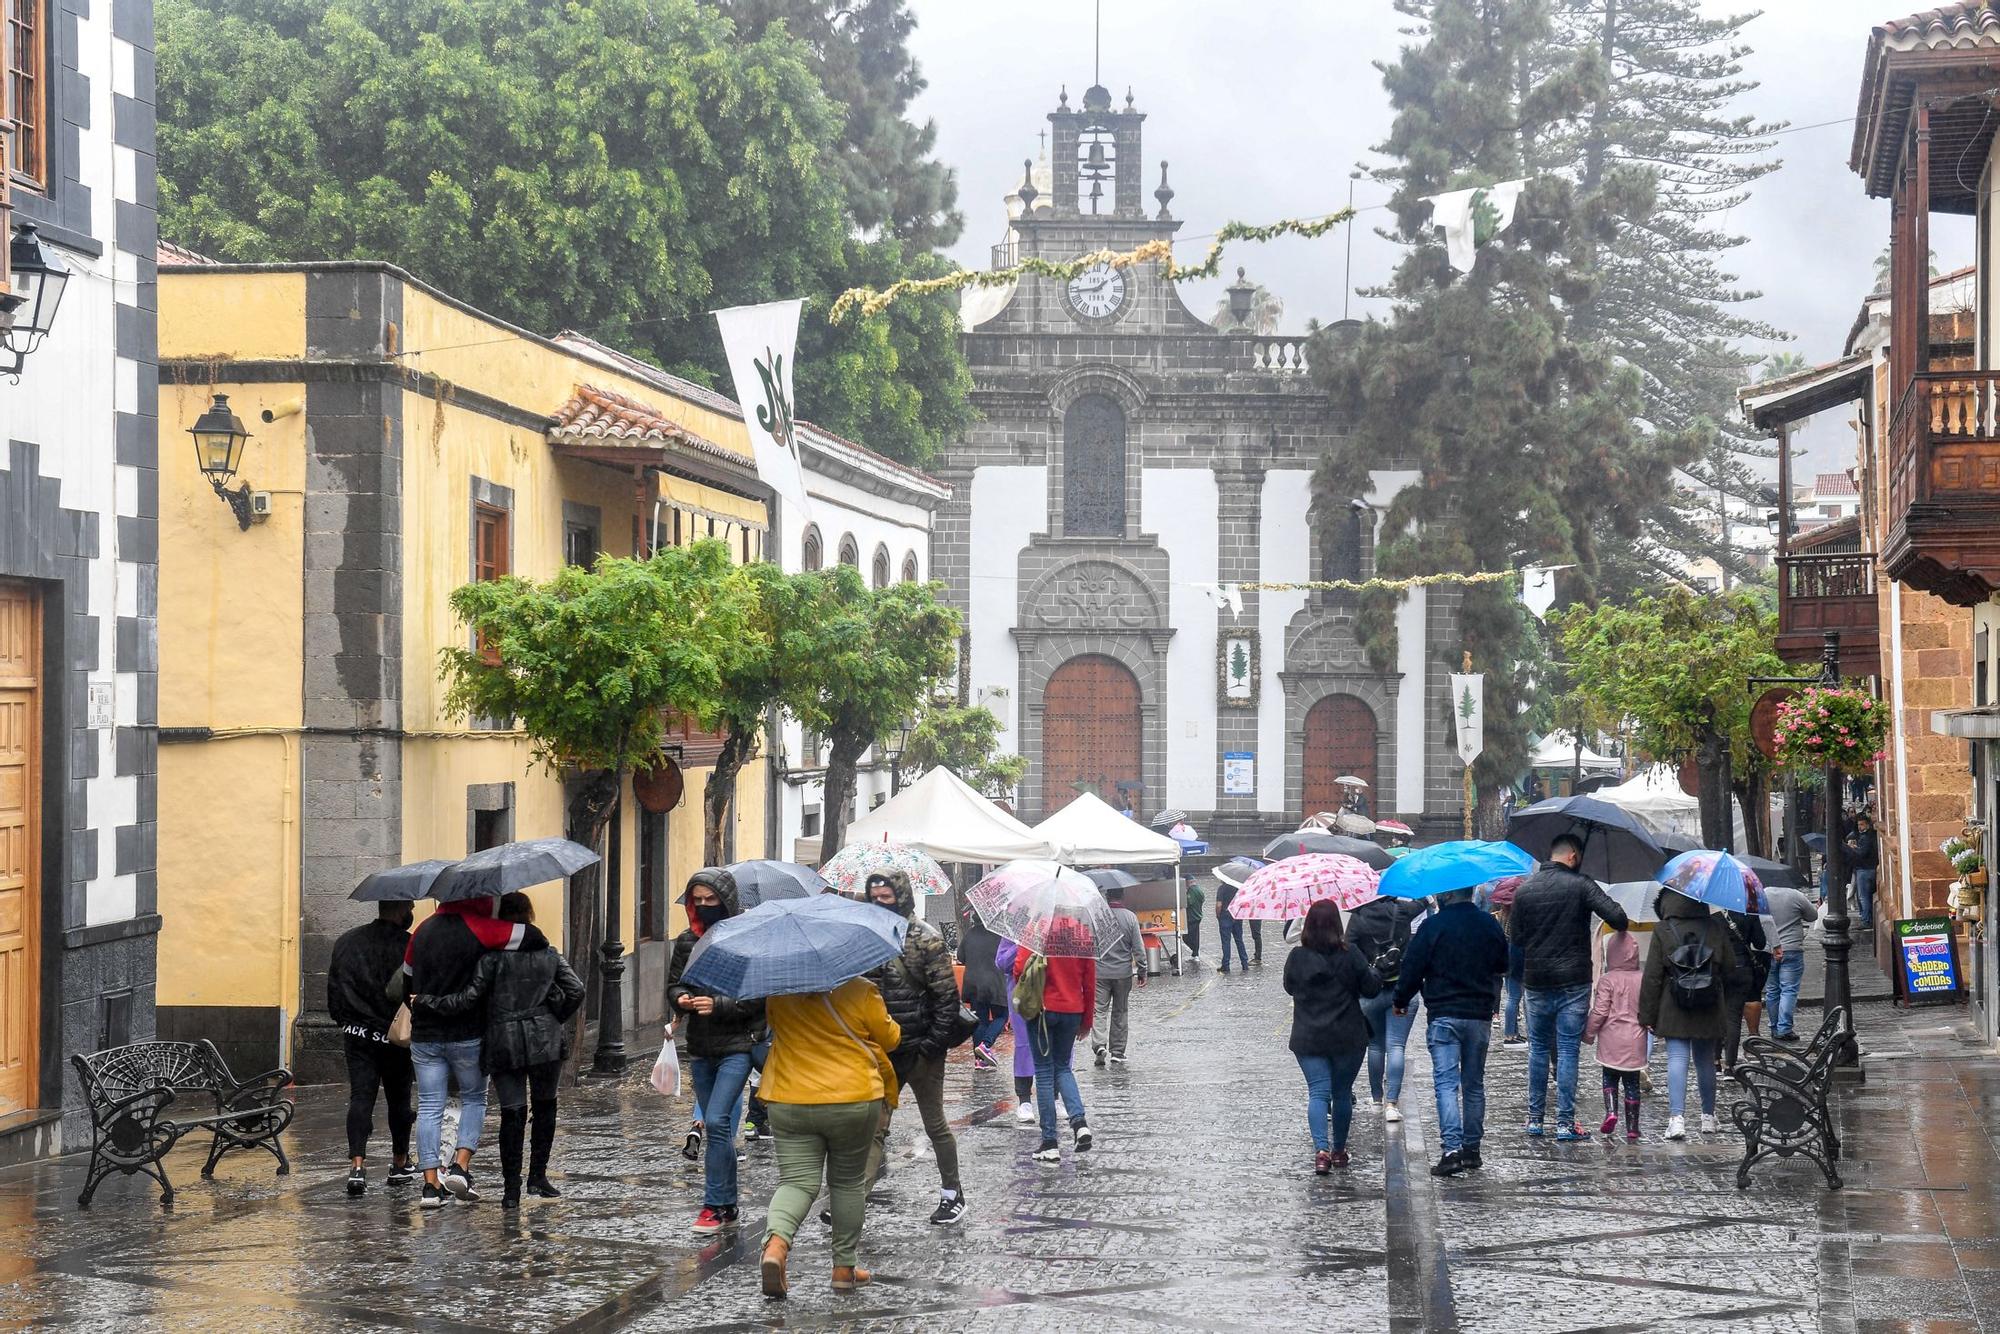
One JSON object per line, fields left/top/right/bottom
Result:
{"left": 1895, "top": 916, "right": 1964, "bottom": 1006}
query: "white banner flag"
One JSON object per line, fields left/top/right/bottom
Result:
{"left": 713, "top": 299, "right": 810, "bottom": 520}
{"left": 1450, "top": 673, "right": 1484, "bottom": 766}
{"left": 1421, "top": 179, "right": 1527, "bottom": 274}
{"left": 1520, "top": 566, "right": 1557, "bottom": 621}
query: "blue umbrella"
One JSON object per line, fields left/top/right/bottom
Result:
{"left": 1377, "top": 840, "right": 1539, "bottom": 900}
{"left": 726, "top": 859, "right": 828, "bottom": 909}
{"left": 1659, "top": 849, "right": 1750, "bottom": 914}
{"left": 680, "top": 894, "right": 907, "bottom": 1000}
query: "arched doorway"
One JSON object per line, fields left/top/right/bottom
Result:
{"left": 1042, "top": 654, "right": 1141, "bottom": 816}
{"left": 1302, "top": 694, "right": 1377, "bottom": 820}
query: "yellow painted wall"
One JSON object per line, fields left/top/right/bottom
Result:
{"left": 159, "top": 271, "right": 306, "bottom": 361}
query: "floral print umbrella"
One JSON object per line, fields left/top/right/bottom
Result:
{"left": 1228, "top": 853, "right": 1380, "bottom": 920}
{"left": 820, "top": 838, "right": 951, "bottom": 898}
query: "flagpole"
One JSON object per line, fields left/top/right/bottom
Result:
{"left": 1462, "top": 650, "right": 1475, "bottom": 838}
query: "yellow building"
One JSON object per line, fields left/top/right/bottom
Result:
{"left": 155, "top": 260, "right": 770, "bottom": 1081}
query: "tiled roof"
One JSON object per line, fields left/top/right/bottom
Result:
{"left": 551, "top": 332, "right": 744, "bottom": 417}
{"left": 797, "top": 419, "right": 950, "bottom": 494}
{"left": 1879, "top": 2, "right": 2000, "bottom": 49}
{"left": 1813, "top": 472, "right": 1859, "bottom": 498}
{"left": 547, "top": 384, "right": 739, "bottom": 465}
{"left": 156, "top": 239, "right": 216, "bottom": 265}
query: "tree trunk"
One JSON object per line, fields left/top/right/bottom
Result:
{"left": 1732, "top": 766, "right": 1771, "bottom": 859}
{"left": 703, "top": 726, "right": 756, "bottom": 867}
{"left": 817, "top": 731, "right": 865, "bottom": 864}
{"left": 1693, "top": 722, "right": 1733, "bottom": 851}
{"left": 561, "top": 769, "right": 620, "bottom": 1075}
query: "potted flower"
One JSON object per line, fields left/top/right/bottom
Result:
{"left": 1945, "top": 833, "right": 1987, "bottom": 888}
{"left": 1771, "top": 685, "right": 1888, "bottom": 778}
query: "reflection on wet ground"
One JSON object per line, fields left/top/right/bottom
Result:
{"left": 0, "top": 959, "right": 1990, "bottom": 1331}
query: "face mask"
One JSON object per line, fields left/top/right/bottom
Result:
{"left": 692, "top": 903, "right": 726, "bottom": 928}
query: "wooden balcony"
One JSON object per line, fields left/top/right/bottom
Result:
{"left": 1884, "top": 371, "right": 2000, "bottom": 605}
{"left": 1776, "top": 552, "right": 1879, "bottom": 677}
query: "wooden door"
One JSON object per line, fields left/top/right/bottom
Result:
{"left": 0, "top": 582, "right": 39, "bottom": 1116}
{"left": 1042, "top": 655, "right": 1141, "bottom": 816}
{"left": 1302, "top": 695, "right": 1376, "bottom": 822}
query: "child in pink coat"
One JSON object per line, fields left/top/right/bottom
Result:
{"left": 1585, "top": 930, "right": 1645, "bottom": 1142}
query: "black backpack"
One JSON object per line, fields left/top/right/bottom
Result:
{"left": 1368, "top": 909, "right": 1413, "bottom": 985}
{"left": 1666, "top": 925, "right": 1721, "bottom": 1012}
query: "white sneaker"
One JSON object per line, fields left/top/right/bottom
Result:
{"left": 1664, "top": 1115, "right": 1687, "bottom": 1141}
{"left": 1700, "top": 1113, "right": 1719, "bottom": 1134}
{"left": 1384, "top": 1102, "right": 1403, "bottom": 1124}
{"left": 1016, "top": 1102, "right": 1038, "bottom": 1125}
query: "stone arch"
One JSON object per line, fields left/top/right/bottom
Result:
{"left": 871, "top": 543, "right": 891, "bottom": 589}
{"left": 1302, "top": 695, "right": 1378, "bottom": 820}
{"left": 1061, "top": 394, "right": 1126, "bottom": 537}
{"left": 1015, "top": 628, "right": 1169, "bottom": 822}
{"left": 901, "top": 551, "right": 919, "bottom": 584}
{"left": 1281, "top": 667, "right": 1400, "bottom": 826}
{"left": 838, "top": 533, "right": 859, "bottom": 568}
{"left": 1040, "top": 655, "right": 1142, "bottom": 815}
{"left": 800, "top": 525, "right": 823, "bottom": 572}
{"left": 1020, "top": 554, "right": 1167, "bottom": 632}
{"left": 1045, "top": 366, "right": 1148, "bottom": 538}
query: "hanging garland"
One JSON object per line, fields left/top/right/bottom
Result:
{"left": 1237, "top": 570, "right": 1524, "bottom": 594}
{"left": 829, "top": 209, "right": 1357, "bottom": 323}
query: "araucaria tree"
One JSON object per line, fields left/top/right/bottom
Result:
{"left": 797, "top": 567, "right": 961, "bottom": 861}
{"left": 1311, "top": 0, "right": 1686, "bottom": 806}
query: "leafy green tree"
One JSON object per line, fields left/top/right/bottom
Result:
{"left": 896, "top": 690, "right": 1026, "bottom": 802}
{"left": 1555, "top": 588, "right": 1781, "bottom": 849}
{"left": 796, "top": 568, "right": 961, "bottom": 860}
{"left": 157, "top": 0, "right": 973, "bottom": 465}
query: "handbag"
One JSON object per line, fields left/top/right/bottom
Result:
{"left": 386, "top": 1002, "right": 413, "bottom": 1048}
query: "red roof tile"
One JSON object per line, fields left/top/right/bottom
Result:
{"left": 1813, "top": 472, "right": 1858, "bottom": 498}
{"left": 547, "top": 384, "right": 738, "bottom": 464}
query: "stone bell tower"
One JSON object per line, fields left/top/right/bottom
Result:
{"left": 1048, "top": 82, "right": 1147, "bottom": 219}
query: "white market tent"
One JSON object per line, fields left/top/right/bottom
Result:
{"left": 843, "top": 766, "right": 1055, "bottom": 865}
{"left": 1593, "top": 764, "right": 1700, "bottom": 837}
{"left": 1031, "top": 792, "right": 1183, "bottom": 866}
{"left": 1527, "top": 730, "right": 1622, "bottom": 771}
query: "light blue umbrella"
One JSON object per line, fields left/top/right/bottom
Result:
{"left": 680, "top": 894, "right": 907, "bottom": 1000}
{"left": 1377, "top": 840, "right": 1538, "bottom": 900}
{"left": 1658, "top": 849, "right": 1750, "bottom": 914}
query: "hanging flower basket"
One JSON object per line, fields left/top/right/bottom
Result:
{"left": 1771, "top": 685, "right": 1887, "bottom": 778}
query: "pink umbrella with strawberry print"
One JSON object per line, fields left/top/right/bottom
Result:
{"left": 1228, "top": 853, "right": 1381, "bottom": 919}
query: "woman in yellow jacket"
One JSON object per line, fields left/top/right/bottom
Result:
{"left": 758, "top": 974, "right": 901, "bottom": 1299}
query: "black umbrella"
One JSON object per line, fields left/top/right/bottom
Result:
{"left": 350, "top": 859, "right": 456, "bottom": 902}
{"left": 1083, "top": 869, "right": 1141, "bottom": 891}
{"left": 1803, "top": 833, "right": 1828, "bottom": 854}
{"left": 1261, "top": 831, "right": 1396, "bottom": 871}
{"left": 1506, "top": 794, "right": 1667, "bottom": 883}
{"left": 1656, "top": 830, "right": 1700, "bottom": 857}
{"left": 727, "top": 859, "right": 828, "bottom": 909}
{"left": 1737, "top": 854, "right": 1802, "bottom": 891}
{"left": 426, "top": 838, "right": 600, "bottom": 903}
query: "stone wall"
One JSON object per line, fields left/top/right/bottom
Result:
{"left": 1877, "top": 582, "right": 1974, "bottom": 925}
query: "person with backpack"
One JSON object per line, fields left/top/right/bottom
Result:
{"left": 1284, "top": 900, "right": 1382, "bottom": 1174}
{"left": 1584, "top": 929, "right": 1645, "bottom": 1142}
{"left": 1719, "top": 891, "right": 1769, "bottom": 1075}
{"left": 1348, "top": 894, "right": 1423, "bottom": 1124}
{"left": 861, "top": 872, "right": 966, "bottom": 1226}
{"left": 1010, "top": 914, "right": 1096, "bottom": 1163}
{"left": 1638, "top": 886, "right": 1738, "bottom": 1140}
{"left": 1213, "top": 863, "right": 1252, "bottom": 974}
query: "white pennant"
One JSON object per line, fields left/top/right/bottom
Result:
{"left": 713, "top": 299, "right": 811, "bottom": 524}
{"left": 1520, "top": 566, "right": 1557, "bottom": 621}
{"left": 1449, "top": 673, "right": 1485, "bottom": 766}
{"left": 1421, "top": 180, "right": 1528, "bottom": 274}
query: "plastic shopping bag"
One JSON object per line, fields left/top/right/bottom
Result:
{"left": 650, "top": 1027, "right": 681, "bottom": 1098}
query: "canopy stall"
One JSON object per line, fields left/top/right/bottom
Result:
{"left": 843, "top": 767, "right": 1055, "bottom": 865}
{"left": 1527, "top": 730, "right": 1622, "bottom": 772}
{"left": 1031, "top": 792, "right": 1189, "bottom": 970}
{"left": 1592, "top": 764, "right": 1700, "bottom": 838}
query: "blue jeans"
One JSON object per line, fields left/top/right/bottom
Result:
{"left": 1665, "top": 1037, "right": 1719, "bottom": 1118}
{"left": 1525, "top": 983, "right": 1592, "bottom": 1128}
{"left": 1218, "top": 916, "right": 1249, "bottom": 971}
{"left": 412, "top": 1038, "right": 486, "bottom": 1173}
{"left": 1360, "top": 991, "right": 1420, "bottom": 1103}
{"left": 972, "top": 1003, "right": 1010, "bottom": 1049}
{"left": 1428, "top": 1016, "right": 1492, "bottom": 1154}
{"left": 1026, "top": 1010, "right": 1086, "bottom": 1144}
{"left": 1854, "top": 869, "right": 1876, "bottom": 931}
{"left": 689, "top": 1051, "right": 753, "bottom": 1208}
{"left": 1295, "top": 1048, "right": 1367, "bottom": 1153}
{"left": 1503, "top": 972, "right": 1524, "bottom": 1039}
{"left": 1763, "top": 950, "right": 1805, "bottom": 1037}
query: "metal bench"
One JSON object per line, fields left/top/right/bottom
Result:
{"left": 71, "top": 1039, "right": 294, "bottom": 1207}
{"left": 1729, "top": 1005, "right": 1847, "bottom": 1191}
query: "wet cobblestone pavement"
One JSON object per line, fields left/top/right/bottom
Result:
{"left": 1, "top": 959, "right": 1995, "bottom": 1332}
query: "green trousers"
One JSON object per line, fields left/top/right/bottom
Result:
{"left": 764, "top": 1099, "right": 882, "bottom": 1266}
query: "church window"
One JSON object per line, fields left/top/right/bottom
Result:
{"left": 838, "top": 534, "right": 859, "bottom": 568}
{"left": 872, "top": 545, "right": 891, "bottom": 590}
{"left": 1323, "top": 506, "right": 1365, "bottom": 584}
{"left": 1062, "top": 394, "right": 1127, "bottom": 537}
{"left": 801, "top": 526, "right": 823, "bottom": 572}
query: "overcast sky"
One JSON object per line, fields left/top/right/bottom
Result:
{"left": 907, "top": 1, "right": 1959, "bottom": 478}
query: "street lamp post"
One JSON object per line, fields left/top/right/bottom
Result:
{"left": 1816, "top": 630, "right": 1858, "bottom": 1066}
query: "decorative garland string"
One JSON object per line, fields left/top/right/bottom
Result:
{"left": 1236, "top": 570, "right": 1528, "bottom": 594}
{"left": 830, "top": 209, "right": 1358, "bottom": 323}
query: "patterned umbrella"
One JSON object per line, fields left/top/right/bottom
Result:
{"left": 1332, "top": 811, "right": 1378, "bottom": 837}
{"left": 820, "top": 839, "right": 951, "bottom": 898}
{"left": 1228, "top": 854, "right": 1380, "bottom": 919}
{"left": 968, "top": 860, "right": 1118, "bottom": 958}
{"left": 1150, "top": 808, "right": 1189, "bottom": 829}
{"left": 1659, "top": 849, "right": 1751, "bottom": 914}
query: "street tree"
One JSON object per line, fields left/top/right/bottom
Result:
{"left": 1555, "top": 588, "right": 1782, "bottom": 849}
{"left": 1310, "top": 0, "right": 1680, "bottom": 811}
{"left": 896, "top": 691, "right": 1027, "bottom": 802}
{"left": 157, "top": 0, "right": 973, "bottom": 465}
{"left": 796, "top": 568, "right": 961, "bottom": 861}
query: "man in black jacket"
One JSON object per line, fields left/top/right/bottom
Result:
{"left": 863, "top": 871, "right": 965, "bottom": 1225}
{"left": 1847, "top": 811, "right": 1879, "bottom": 933}
{"left": 1509, "top": 835, "right": 1630, "bottom": 1141}
{"left": 329, "top": 901, "right": 416, "bottom": 1197}
{"left": 1394, "top": 889, "right": 1508, "bottom": 1177}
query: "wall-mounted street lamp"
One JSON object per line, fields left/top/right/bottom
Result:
{"left": 189, "top": 393, "right": 256, "bottom": 529}
{"left": 886, "top": 714, "right": 918, "bottom": 796}
{"left": 0, "top": 224, "right": 71, "bottom": 379}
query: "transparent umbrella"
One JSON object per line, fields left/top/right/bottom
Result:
{"left": 969, "top": 860, "right": 1119, "bottom": 958}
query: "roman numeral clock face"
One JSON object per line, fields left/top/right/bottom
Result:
{"left": 1065, "top": 262, "right": 1128, "bottom": 322}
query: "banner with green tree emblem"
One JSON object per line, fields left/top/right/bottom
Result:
{"left": 1450, "top": 673, "right": 1484, "bottom": 765}
{"left": 1219, "top": 633, "right": 1257, "bottom": 708}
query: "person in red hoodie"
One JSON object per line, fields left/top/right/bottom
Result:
{"left": 1010, "top": 912, "right": 1096, "bottom": 1162}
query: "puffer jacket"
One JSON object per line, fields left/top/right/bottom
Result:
{"left": 1639, "top": 891, "right": 1739, "bottom": 1041}
{"left": 1510, "top": 861, "right": 1630, "bottom": 991}
{"left": 665, "top": 868, "right": 766, "bottom": 1058}
{"left": 427, "top": 944, "right": 586, "bottom": 1073}
{"left": 865, "top": 871, "right": 958, "bottom": 1060}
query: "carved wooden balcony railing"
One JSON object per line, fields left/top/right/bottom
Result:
{"left": 1885, "top": 370, "right": 2000, "bottom": 604}
{"left": 1776, "top": 553, "right": 1879, "bottom": 675}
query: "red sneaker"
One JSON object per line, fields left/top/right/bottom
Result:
{"left": 691, "top": 1206, "right": 733, "bottom": 1236}
{"left": 1329, "top": 1149, "right": 1351, "bottom": 1168}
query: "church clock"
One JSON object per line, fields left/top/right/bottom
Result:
{"left": 1064, "top": 261, "right": 1129, "bottom": 323}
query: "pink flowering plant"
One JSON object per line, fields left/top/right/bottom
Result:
{"left": 1771, "top": 685, "right": 1887, "bottom": 777}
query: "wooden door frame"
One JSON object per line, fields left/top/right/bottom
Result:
{"left": 0, "top": 576, "right": 60, "bottom": 1116}
{"left": 1301, "top": 693, "right": 1379, "bottom": 820}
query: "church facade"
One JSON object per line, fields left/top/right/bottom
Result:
{"left": 932, "top": 82, "right": 1464, "bottom": 842}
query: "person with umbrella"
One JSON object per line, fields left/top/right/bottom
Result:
{"left": 956, "top": 899, "right": 1011, "bottom": 1069}
{"left": 1212, "top": 860, "right": 1257, "bottom": 974}
{"left": 1509, "top": 834, "right": 1632, "bottom": 1141}
{"left": 328, "top": 898, "right": 418, "bottom": 1197}
{"left": 1284, "top": 900, "right": 1383, "bottom": 1174}
{"left": 1638, "top": 855, "right": 1741, "bottom": 1140}
{"left": 666, "top": 868, "right": 766, "bottom": 1236}
{"left": 860, "top": 871, "right": 966, "bottom": 1227}
{"left": 1091, "top": 883, "right": 1147, "bottom": 1069}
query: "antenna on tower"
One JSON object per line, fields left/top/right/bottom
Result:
{"left": 1343, "top": 170, "right": 1361, "bottom": 323}
{"left": 1095, "top": 0, "right": 1102, "bottom": 86}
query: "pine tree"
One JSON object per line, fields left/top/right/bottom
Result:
{"left": 1310, "top": 0, "right": 1684, "bottom": 806}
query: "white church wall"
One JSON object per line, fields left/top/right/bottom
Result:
{"left": 1143, "top": 467, "right": 1218, "bottom": 810}
{"left": 1367, "top": 470, "right": 1425, "bottom": 819}
{"left": 970, "top": 466, "right": 1047, "bottom": 746}
{"left": 1258, "top": 470, "right": 1314, "bottom": 814}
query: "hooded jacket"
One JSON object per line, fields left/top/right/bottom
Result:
{"left": 865, "top": 871, "right": 958, "bottom": 1061}
{"left": 1638, "top": 890, "right": 1739, "bottom": 1041}
{"left": 956, "top": 908, "right": 1010, "bottom": 1011}
{"left": 665, "top": 868, "right": 766, "bottom": 1059}
{"left": 328, "top": 917, "right": 410, "bottom": 1042}
{"left": 1585, "top": 930, "right": 1646, "bottom": 1071}
{"left": 1510, "top": 861, "right": 1631, "bottom": 991}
